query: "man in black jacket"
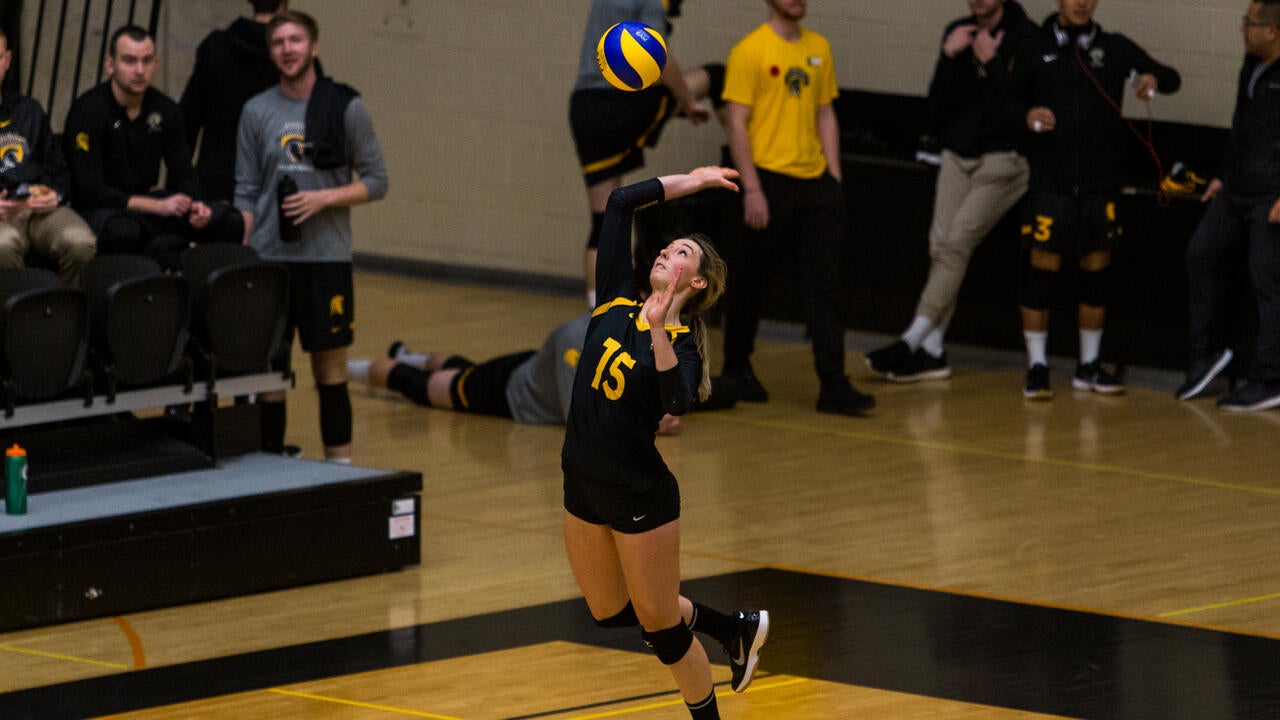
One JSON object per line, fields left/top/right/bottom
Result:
{"left": 866, "top": 0, "right": 1037, "bottom": 383}
{"left": 1179, "top": 0, "right": 1280, "bottom": 411}
{"left": 64, "top": 25, "right": 241, "bottom": 270}
{"left": 0, "top": 28, "right": 96, "bottom": 285}
{"left": 1018, "top": 0, "right": 1180, "bottom": 399}
{"left": 180, "top": 0, "right": 289, "bottom": 203}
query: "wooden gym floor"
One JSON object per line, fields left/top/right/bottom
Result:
{"left": 2, "top": 270, "right": 1279, "bottom": 719}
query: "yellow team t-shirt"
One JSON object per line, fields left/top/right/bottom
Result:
{"left": 723, "top": 24, "right": 839, "bottom": 180}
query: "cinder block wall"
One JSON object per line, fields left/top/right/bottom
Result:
{"left": 87, "top": 0, "right": 1258, "bottom": 281}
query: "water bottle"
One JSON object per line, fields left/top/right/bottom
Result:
{"left": 277, "top": 174, "right": 302, "bottom": 243}
{"left": 5, "top": 443, "right": 27, "bottom": 515}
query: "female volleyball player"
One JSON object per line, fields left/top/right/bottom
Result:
{"left": 561, "top": 166, "right": 767, "bottom": 719}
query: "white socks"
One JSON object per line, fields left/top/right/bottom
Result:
{"left": 347, "top": 359, "right": 371, "bottom": 383}
{"left": 1024, "top": 331, "right": 1048, "bottom": 368}
{"left": 1079, "top": 329, "right": 1103, "bottom": 365}
{"left": 393, "top": 347, "right": 430, "bottom": 369}
{"left": 920, "top": 328, "right": 945, "bottom": 358}
{"left": 901, "top": 316, "right": 933, "bottom": 350}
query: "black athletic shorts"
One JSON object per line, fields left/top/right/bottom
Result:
{"left": 448, "top": 350, "right": 535, "bottom": 417}
{"left": 1020, "top": 192, "right": 1121, "bottom": 258}
{"left": 570, "top": 86, "right": 676, "bottom": 187}
{"left": 282, "top": 261, "right": 354, "bottom": 353}
{"left": 563, "top": 467, "right": 681, "bottom": 534}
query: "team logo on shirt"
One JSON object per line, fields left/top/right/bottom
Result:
{"left": 146, "top": 112, "right": 163, "bottom": 134}
{"left": 0, "top": 134, "right": 28, "bottom": 172}
{"left": 1088, "top": 47, "right": 1106, "bottom": 68}
{"left": 784, "top": 67, "right": 810, "bottom": 97}
{"left": 75, "top": 132, "right": 90, "bottom": 152}
{"left": 276, "top": 121, "right": 311, "bottom": 171}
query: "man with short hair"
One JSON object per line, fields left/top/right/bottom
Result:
{"left": 64, "top": 25, "right": 242, "bottom": 270}
{"left": 866, "top": 0, "right": 1038, "bottom": 382}
{"left": 1179, "top": 0, "right": 1280, "bottom": 411}
{"left": 235, "top": 11, "right": 388, "bottom": 462}
{"left": 1017, "top": 0, "right": 1179, "bottom": 399}
{"left": 718, "top": 0, "right": 875, "bottom": 416}
{"left": 0, "top": 28, "right": 95, "bottom": 285}
{"left": 181, "top": 0, "right": 290, "bottom": 203}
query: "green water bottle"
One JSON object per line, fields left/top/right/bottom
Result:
{"left": 5, "top": 443, "right": 27, "bottom": 515}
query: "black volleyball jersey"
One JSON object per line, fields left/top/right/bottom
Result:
{"left": 562, "top": 178, "right": 700, "bottom": 491}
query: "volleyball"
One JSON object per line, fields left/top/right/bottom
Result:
{"left": 596, "top": 22, "right": 668, "bottom": 92}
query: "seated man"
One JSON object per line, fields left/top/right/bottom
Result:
{"left": 348, "top": 313, "right": 736, "bottom": 434}
{"left": 0, "top": 27, "right": 96, "bottom": 285}
{"left": 64, "top": 25, "right": 241, "bottom": 270}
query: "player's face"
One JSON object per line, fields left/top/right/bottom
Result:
{"left": 1056, "top": 0, "right": 1099, "bottom": 27}
{"left": 270, "top": 23, "right": 318, "bottom": 81}
{"left": 650, "top": 239, "right": 708, "bottom": 293}
{"left": 106, "top": 36, "right": 156, "bottom": 97}
{"left": 766, "top": 0, "right": 807, "bottom": 23}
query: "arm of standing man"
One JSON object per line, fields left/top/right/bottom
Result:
{"left": 817, "top": 102, "right": 841, "bottom": 183}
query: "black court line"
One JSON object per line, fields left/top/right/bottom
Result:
{"left": 3, "top": 569, "right": 1279, "bottom": 719}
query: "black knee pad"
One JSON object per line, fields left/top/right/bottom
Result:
{"left": 641, "top": 622, "right": 694, "bottom": 665}
{"left": 587, "top": 212, "right": 604, "bottom": 250}
{"left": 1020, "top": 265, "right": 1057, "bottom": 311}
{"left": 386, "top": 364, "right": 432, "bottom": 407}
{"left": 1077, "top": 267, "right": 1110, "bottom": 307}
{"left": 316, "top": 382, "right": 352, "bottom": 447}
{"left": 595, "top": 601, "right": 639, "bottom": 629}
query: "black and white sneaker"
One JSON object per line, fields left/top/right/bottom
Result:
{"left": 725, "top": 610, "right": 769, "bottom": 692}
{"left": 866, "top": 340, "right": 912, "bottom": 375}
{"left": 1176, "top": 348, "right": 1233, "bottom": 401}
{"left": 387, "top": 340, "right": 407, "bottom": 360}
{"left": 888, "top": 350, "right": 951, "bottom": 383}
{"left": 1024, "top": 363, "right": 1052, "bottom": 400}
{"left": 1072, "top": 361, "right": 1125, "bottom": 395}
{"left": 1217, "top": 381, "right": 1280, "bottom": 413}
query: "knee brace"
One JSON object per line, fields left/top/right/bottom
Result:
{"left": 587, "top": 212, "right": 604, "bottom": 250}
{"left": 386, "top": 365, "right": 432, "bottom": 407}
{"left": 641, "top": 622, "right": 694, "bottom": 665}
{"left": 316, "top": 382, "right": 352, "bottom": 447}
{"left": 595, "top": 601, "right": 640, "bottom": 629}
{"left": 1077, "top": 267, "right": 1110, "bottom": 308}
{"left": 1020, "top": 265, "right": 1056, "bottom": 311}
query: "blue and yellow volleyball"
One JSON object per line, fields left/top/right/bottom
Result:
{"left": 596, "top": 22, "right": 668, "bottom": 92}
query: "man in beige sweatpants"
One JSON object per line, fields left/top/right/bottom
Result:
{"left": 866, "top": 0, "right": 1037, "bottom": 382}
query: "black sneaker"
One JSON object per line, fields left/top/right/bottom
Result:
{"left": 1176, "top": 348, "right": 1233, "bottom": 401}
{"left": 888, "top": 349, "right": 951, "bottom": 383}
{"left": 1217, "top": 381, "right": 1280, "bottom": 413}
{"left": 1072, "top": 361, "right": 1125, "bottom": 395}
{"left": 723, "top": 365, "right": 769, "bottom": 403}
{"left": 1024, "top": 363, "right": 1052, "bottom": 400}
{"left": 281, "top": 444, "right": 303, "bottom": 458}
{"left": 816, "top": 377, "right": 875, "bottom": 415}
{"left": 724, "top": 610, "right": 769, "bottom": 693}
{"left": 866, "top": 340, "right": 912, "bottom": 375}
{"left": 387, "top": 340, "right": 406, "bottom": 360}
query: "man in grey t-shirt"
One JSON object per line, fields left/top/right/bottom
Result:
{"left": 234, "top": 10, "right": 388, "bottom": 462}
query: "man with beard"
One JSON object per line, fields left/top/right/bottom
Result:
{"left": 234, "top": 10, "right": 388, "bottom": 462}
{"left": 64, "top": 26, "right": 242, "bottom": 270}
{"left": 866, "top": 0, "right": 1038, "bottom": 382}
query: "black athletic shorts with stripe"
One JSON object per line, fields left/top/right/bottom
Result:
{"left": 1020, "top": 192, "right": 1121, "bottom": 258}
{"left": 570, "top": 86, "right": 676, "bottom": 187}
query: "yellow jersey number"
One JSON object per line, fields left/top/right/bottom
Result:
{"left": 591, "top": 337, "right": 636, "bottom": 401}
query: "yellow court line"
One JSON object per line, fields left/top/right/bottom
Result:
{"left": 268, "top": 688, "right": 471, "bottom": 720}
{"left": 713, "top": 414, "right": 1280, "bottom": 497}
{"left": 1160, "top": 591, "right": 1280, "bottom": 618}
{"left": 0, "top": 643, "right": 128, "bottom": 670}
{"left": 562, "top": 678, "right": 809, "bottom": 720}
